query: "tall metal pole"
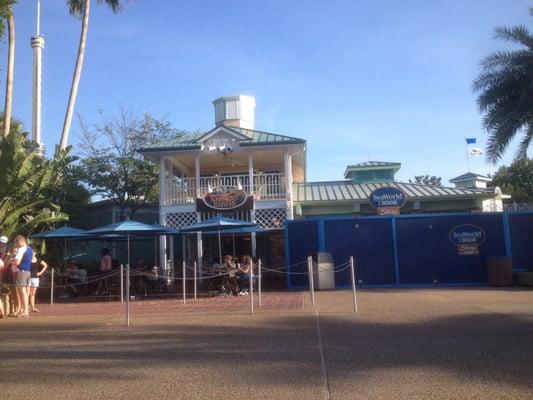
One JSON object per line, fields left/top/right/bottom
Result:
{"left": 182, "top": 260, "right": 186, "bottom": 304}
{"left": 249, "top": 260, "right": 254, "bottom": 315}
{"left": 126, "top": 263, "right": 130, "bottom": 327}
{"left": 193, "top": 261, "right": 197, "bottom": 301}
{"left": 258, "top": 258, "right": 262, "bottom": 308}
{"left": 349, "top": 256, "right": 358, "bottom": 313}
{"left": 120, "top": 264, "right": 124, "bottom": 304}
{"left": 50, "top": 267, "right": 54, "bottom": 306}
{"left": 31, "top": 0, "right": 45, "bottom": 155}
{"left": 307, "top": 256, "right": 315, "bottom": 307}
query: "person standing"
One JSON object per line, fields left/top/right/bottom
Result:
{"left": 96, "top": 248, "right": 112, "bottom": 295}
{"left": 0, "top": 235, "right": 8, "bottom": 318}
{"left": 12, "top": 235, "right": 33, "bottom": 318}
{"left": 29, "top": 251, "right": 48, "bottom": 312}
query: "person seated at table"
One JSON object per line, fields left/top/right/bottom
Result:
{"left": 65, "top": 261, "right": 82, "bottom": 297}
{"left": 223, "top": 255, "right": 239, "bottom": 296}
{"left": 237, "top": 255, "right": 256, "bottom": 294}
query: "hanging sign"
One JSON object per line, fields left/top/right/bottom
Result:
{"left": 369, "top": 187, "right": 407, "bottom": 215}
{"left": 449, "top": 224, "right": 486, "bottom": 256}
{"left": 197, "top": 186, "right": 253, "bottom": 212}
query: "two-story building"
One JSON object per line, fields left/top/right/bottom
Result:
{"left": 139, "top": 96, "right": 305, "bottom": 269}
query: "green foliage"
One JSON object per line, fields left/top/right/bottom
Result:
{"left": 0, "top": 0, "right": 15, "bottom": 40}
{"left": 67, "top": 0, "right": 123, "bottom": 17}
{"left": 78, "top": 109, "right": 184, "bottom": 220}
{"left": 0, "top": 126, "right": 68, "bottom": 237}
{"left": 490, "top": 158, "right": 533, "bottom": 203}
{"left": 409, "top": 175, "right": 442, "bottom": 186}
{"left": 473, "top": 10, "right": 533, "bottom": 163}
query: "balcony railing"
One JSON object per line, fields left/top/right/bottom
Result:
{"left": 164, "top": 173, "right": 287, "bottom": 205}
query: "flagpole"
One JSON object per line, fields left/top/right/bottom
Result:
{"left": 464, "top": 140, "right": 471, "bottom": 172}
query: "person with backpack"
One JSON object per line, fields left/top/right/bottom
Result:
{"left": 11, "top": 235, "right": 33, "bottom": 318}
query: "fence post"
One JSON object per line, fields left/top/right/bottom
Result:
{"left": 307, "top": 256, "right": 315, "bottom": 307}
{"left": 120, "top": 264, "right": 124, "bottom": 304}
{"left": 193, "top": 261, "right": 197, "bottom": 301}
{"left": 258, "top": 259, "right": 262, "bottom": 308}
{"left": 250, "top": 260, "right": 254, "bottom": 315}
{"left": 349, "top": 256, "right": 358, "bottom": 313}
{"left": 50, "top": 268, "right": 54, "bottom": 306}
{"left": 126, "top": 263, "right": 130, "bottom": 327}
{"left": 182, "top": 260, "right": 186, "bottom": 304}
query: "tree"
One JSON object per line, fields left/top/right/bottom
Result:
{"left": 490, "top": 158, "right": 533, "bottom": 203}
{"left": 1, "top": 0, "right": 16, "bottom": 138}
{"left": 59, "top": 0, "right": 123, "bottom": 150}
{"left": 78, "top": 110, "right": 184, "bottom": 220}
{"left": 473, "top": 9, "right": 533, "bottom": 163}
{"left": 409, "top": 175, "right": 442, "bottom": 186}
{"left": 0, "top": 122, "right": 69, "bottom": 236}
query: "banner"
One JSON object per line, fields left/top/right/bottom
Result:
{"left": 449, "top": 224, "right": 486, "bottom": 256}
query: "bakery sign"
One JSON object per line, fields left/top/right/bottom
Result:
{"left": 449, "top": 224, "right": 486, "bottom": 256}
{"left": 369, "top": 187, "right": 407, "bottom": 215}
{"left": 197, "top": 186, "right": 253, "bottom": 212}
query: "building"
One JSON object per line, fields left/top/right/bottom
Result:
{"left": 139, "top": 96, "right": 506, "bottom": 272}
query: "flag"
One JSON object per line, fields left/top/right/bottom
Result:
{"left": 468, "top": 147, "right": 483, "bottom": 156}
{"left": 465, "top": 138, "right": 476, "bottom": 144}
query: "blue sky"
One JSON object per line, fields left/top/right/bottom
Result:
{"left": 1, "top": 0, "right": 531, "bottom": 184}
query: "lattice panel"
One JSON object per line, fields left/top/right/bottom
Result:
{"left": 166, "top": 212, "right": 198, "bottom": 229}
{"left": 255, "top": 208, "right": 287, "bottom": 229}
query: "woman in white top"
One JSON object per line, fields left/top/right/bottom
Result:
{"left": 96, "top": 248, "right": 112, "bottom": 295}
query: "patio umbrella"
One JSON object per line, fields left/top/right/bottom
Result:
{"left": 30, "top": 226, "right": 92, "bottom": 272}
{"left": 179, "top": 216, "right": 256, "bottom": 265}
{"left": 86, "top": 220, "right": 171, "bottom": 269}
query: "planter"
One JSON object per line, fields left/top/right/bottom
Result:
{"left": 486, "top": 257, "right": 513, "bottom": 286}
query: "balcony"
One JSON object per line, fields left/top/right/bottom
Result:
{"left": 163, "top": 173, "right": 287, "bottom": 205}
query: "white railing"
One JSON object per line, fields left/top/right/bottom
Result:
{"left": 504, "top": 203, "right": 533, "bottom": 212}
{"left": 164, "top": 173, "right": 287, "bottom": 205}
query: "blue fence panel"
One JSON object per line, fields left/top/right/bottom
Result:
{"left": 397, "top": 214, "right": 506, "bottom": 284}
{"left": 324, "top": 218, "right": 396, "bottom": 285}
{"left": 286, "top": 220, "right": 319, "bottom": 288}
{"left": 509, "top": 213, "right": 533, "bottom": 270}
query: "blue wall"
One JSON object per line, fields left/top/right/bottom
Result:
{"left": 286, "top": 212, "right": 533, "bottom": 288}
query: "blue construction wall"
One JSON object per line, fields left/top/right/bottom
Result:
{"left": 286, "top": 212, "right": 533, "bottom": 288}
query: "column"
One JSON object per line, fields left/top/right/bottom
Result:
{"left": 159, "top": 212, "right": 167, "bottom": 269}
{"left": 195, "top": 156, "right": 201, "bottom": 198}
{"left": 159, "top": 157, "right": 167, "bottom": 206}
{"left": 248, "top": 152, "right": 254, "bottom": 194}
{"left": 285, "top": 151, "right": 294, "bottom": 219}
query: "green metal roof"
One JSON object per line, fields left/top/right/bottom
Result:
{"left": 138, "top": 126, "right": 305, "bottom": 153}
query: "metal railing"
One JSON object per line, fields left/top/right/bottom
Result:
{"left": 163, "top": 173, "right": 287, "bottom": 205}
{"left": 504, "top": 203, "right": 533, "bottom": 212}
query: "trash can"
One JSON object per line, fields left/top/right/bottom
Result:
{"left": 313, "top": 252, "right": 335, "bottom": 290}
{"left": 486, "top": 257, "right": 513, "bottom": 286}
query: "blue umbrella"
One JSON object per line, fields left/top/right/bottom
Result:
{"left": 180, "top": 216, "right": 257, "bottom": 264}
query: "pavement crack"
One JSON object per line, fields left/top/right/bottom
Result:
{"left": 314, "top": 309, "right": 332, "bottom": 400}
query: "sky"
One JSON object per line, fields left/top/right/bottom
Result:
{"left": 1, "top": 0, "right": 531, "bottom": 185}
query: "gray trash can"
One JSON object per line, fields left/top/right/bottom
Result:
{"left": 313, "top": 252, "right": 335, "bottom": 290}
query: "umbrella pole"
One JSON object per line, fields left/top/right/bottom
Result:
{"left": 218, "top": 230, "right": 222, "bottom": 265}
{"left": 126, "top": 233, "right": 130, "bottom": 327}
{"left": 232, "top": 233, "right": 235, "bottom": 259}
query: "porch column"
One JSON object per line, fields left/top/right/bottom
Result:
{"left": 197, "top": 232, "right": 203, "bottom": 279}
{"left": 195, "top": 156, "right": 201, "bottom": 198}
{"left": 159, "top": 211, "right": 167, "bottom": 269}
{"left": 248, "top": 152, "right": 254, "bottom": 194}
{"left": 285, "top": 151, "right": 294, "bottom": 219}
{"left": 159, "top": 157, "right": 167, "bottom": 206}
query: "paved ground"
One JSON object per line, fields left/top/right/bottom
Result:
{"left": 1, "top": 288, "right": 533, "bottom": 399}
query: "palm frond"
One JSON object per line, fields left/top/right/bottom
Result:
{"left": 494, "top": 25, "right": 533, "bottom": 48}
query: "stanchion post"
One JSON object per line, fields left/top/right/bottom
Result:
{"left": 258, "top": 259, "right": 262, "bottom": 308}
{"left": 193, "top": 261, "right": 197, "bottom": 301}
{"left": 307, "top": 256, "right": 315, "bottom": 306}
{"left": 182, "top": 260, "right": 186, "bottom": 304}
{"left": 126, "top": 263, "right": 130, "bottom": 327}
{"left": 349, "top": 256, "right": 358, "bottom": 313}
{"left": 50, "top": 268, "right": 54, "bottom": 306}
{"left": 249, "top": 260, "right": 254, "bottom": 315}
{"left": 120, "top": 264, "right": 124, "bottom": 304}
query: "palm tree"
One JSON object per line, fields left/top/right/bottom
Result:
{"left": 473, "top": 10, "right": 533, "bottom": 164}
{"left": 1, "top": 0, "right": 16, "bottom": 139}
{"left": 59, "top": 0, "right": 123, "bottom": 151}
